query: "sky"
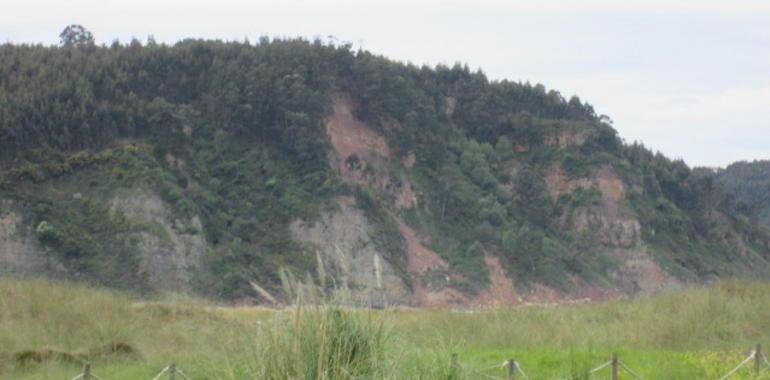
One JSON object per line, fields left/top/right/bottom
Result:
{"left": 2, "top": 0, "right": 769, "bottom": 167}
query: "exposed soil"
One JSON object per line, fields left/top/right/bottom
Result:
{"left": 394, "top": 218, "right": 469, "bottom": 306}
{"left": 402, "top": 151, "right": 416, "bottom": 168}
{"left": 544, "top": 130, "right": 589, "bottom": 149}
{"left": 544, "top": 164, "right": 592, "bottom": 200}
{"left": 611, "top": 246, "right": 681, "bottom": 294}
{"left": 522, "top": 284, "right": 563, "bottom": 304}
{"left": 395, "top": 219, "right": 526, "bottom": 307}
{"left": 396, "top": 219, "right": 447, "bottom": 275}
{"left": 326, "top": 95, "right": 391, "bottom": 161}
{"left": 541, "top": 163, "right": 681, "bottom": 299}
{"left": 325, "top": 95, "right": 417, "bottom": 209}
{"left": 596, "top": 165, "right": 625, "bottom": 202}
{"left": 546, "top": 164, "right": 641, "bottom": 247}
{"left": 320, "top": 94, "right": 673, "bottom": 308}
{"left": 473, "top": 255, "right": 520, "bottom": 306}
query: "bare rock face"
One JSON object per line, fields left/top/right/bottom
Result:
{"left": 546, "top": 164, "right": 641, "bottom": 248}
{"left": 578, "top": 166, "right": 642, "bottom": 248}
{"left": 544, "top": 130, "right": 589, "bottom": 149}
{"left": 544, "top": 165, "right": 593, "bottom": 200}
{"left": 109, "top": 189, "right": 206, "bottom": 293}
{"left": 610, "top": 246, "right": 681, "bottom": 294}
{"left": 544, "top": 164, "right": 681, "bottom": 295}
{"left": 289, "top": 197, "right": 411, "bottom": 306}
{"left": 321, "top": 95, "right": 527, "bottom": 307}
{"left": 0, "top": 200, "right": 65, "bottom": 277}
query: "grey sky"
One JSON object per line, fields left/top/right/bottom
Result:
{"left": 3, "top": 0, "right": 769, "bottom": 167}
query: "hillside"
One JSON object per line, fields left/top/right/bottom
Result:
{"left": 713, "top": 161, "right": 770, "bottom": 228}
{"left": 1, "top": 36, "right": 770, "bottom": 306}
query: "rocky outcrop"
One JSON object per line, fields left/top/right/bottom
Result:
{"left": 1, "top": 192, "right": 206, "bottom": 293}
{"left": 544, "top": 165, "right": 593, "bottom": 200}
{"left": 0, "top": 200, "right": 66, "bottom": 278}
{"left": 546, "top": 164, "right": 641, "bottom": 248}
{"left": 610, "top": 246, "right": 681, "bottom": 294}
{"left": 544, "top": 130, "right": 589, "bottom": 148}
{"left": 290, "top": 197, "right": 411, "bottom": 306}
{"left": 109, "top": 190, "right": 206, "bottom": 293}
{"left": 0, "top": 94, "right": 688, "bottom": 306}
{"left": 544, "top": 163, "right": 681, "bottom": 295}
{"left": 323, "top": 97, "right": 524, "bottom": 307}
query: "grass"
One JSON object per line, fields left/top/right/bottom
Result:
{"left": 1, "top": 279, "right": 770, "bottom": 379}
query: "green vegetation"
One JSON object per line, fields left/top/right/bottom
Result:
{"left": 714, "top": 161, "right": 770, "bottom": 227}
{"left": 1, "top": 32, "right": 769, "bottom": 298}
{"left": 3, "top": 279, "right": 770, "bottom": 379}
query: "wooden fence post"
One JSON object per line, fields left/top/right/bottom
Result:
{"left": 506, "top": 359, "right": 515, "bottom": 380}
{"left": 756, "top": 344, "right": 762, "bottom": 376}
{"left": 83, "top": 363, "right": 92, "bottom": 380}
{"left": 611, "top": 353, "right": 618, "bottom": 380}
{"left": 169, "top": 363, "right": 177, "bottom": 380}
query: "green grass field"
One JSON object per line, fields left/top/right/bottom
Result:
{"left": 1, "top": 279, "right": 770, "bottom": 379}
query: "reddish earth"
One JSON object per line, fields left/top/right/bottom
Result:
{"left": 544, "top": 130, "right": 588, "bottom": 148}
{"left": 516, "top": 275, "right": 627, "bottom": 305}
{"left": 596, "top": 165, "right": 625, "bottom": 202}
{"left": 473, "top": 255, "right": 521, "bottom": 306}
{"left": 402, "top": 151, "right": 416, "bottom": 168}
{"left": 396, "top": 218, "right": 529, "bottom": 307}
{"left": 325, "top": 95, "right": 417, "bottom": 209}
{"left": 394, "top": 218, "right": 468, "bottom": 307}
{"left": 568, "top": 276, "right": 625, "bottom": 302}
{"left": 325, "top": 95, "right": 390, "bottom": 162}
{"left": 322, "top": 94, "right": 641, "bottom": 308}
{"left": 522, "top": 284, "right": 563, "bottom": 304}
{"left": 543, "top": 164, "right": 592, "bottom": 200}
{"left": 396, "top": 219, "right": 447, "bottom": 275}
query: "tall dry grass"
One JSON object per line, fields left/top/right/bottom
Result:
{"left": 389, "top": 280, "right": 770, "bottom": 352}
{"left": 2, "top": 278, "right": 770, "bottom": 379}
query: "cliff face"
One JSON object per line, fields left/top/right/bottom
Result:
{"left": 108, "top": 189, "right": 207, "bottom": 293}
{"left": 0, "top": 201, "right": 64, "bottom": 278}
{"left": 1, "top": 39, "right": 768, "bottom": 305}
{"left": 0, "top": 190, "right": 206, "bottom": 293}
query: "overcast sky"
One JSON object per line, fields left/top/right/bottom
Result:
{"left": 3, "top": 0, "right": 769, "bottom": 167}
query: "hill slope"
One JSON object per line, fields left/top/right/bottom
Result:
{"left": 1, "top": 37, "right": 769, "bottom": 305}
{"left": 713, "top": 161, "right": 770, "bottom": 228}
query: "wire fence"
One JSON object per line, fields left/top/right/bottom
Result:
{"left": 459, "top": 344, "right": 770, "bottom": 380}
{"left": 68, "top": 363, "right": 191, "bottom": 380}
{"left": 65, "top": 344, "right": 770, "bottom": 380}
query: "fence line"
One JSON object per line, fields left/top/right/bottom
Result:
{"left": 716, "top": 350, "right": 756, "bottom": 380}
{"left": 62, "top": 343, "right": 770, "bottom": 380}
{"left": 69, "top": 363, "right": 190, "bottom": 380}
{"left": 618, "top": 361, "right": 646, "bottom": 380}
{"left": 514, "top": 360, "right": 530, "bottom": 380}
{"left": 460, "top": 343, "right": 770, "bottom": 380}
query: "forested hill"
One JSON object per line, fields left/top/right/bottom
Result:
{"left": 1, "top": 34, "right": 769, "bottom": 305}
{"left": 713, "top": 161, "right": 770, "bottom": 228}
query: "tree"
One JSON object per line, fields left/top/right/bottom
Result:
{"left": 59, "top": 25, "right": 94, "bottom": 46}
{"left": 516, "top": 166, "right": 551, "bottom": 227}
{"left": 495, "top": 136, "right": 514, "bottom": 160}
